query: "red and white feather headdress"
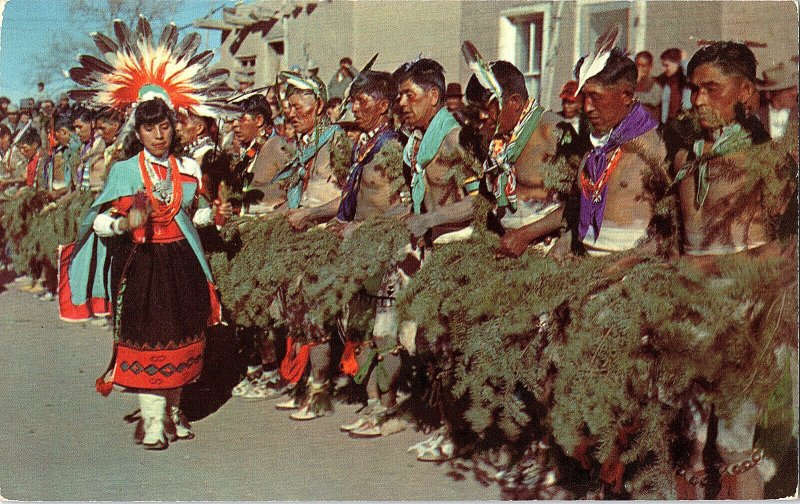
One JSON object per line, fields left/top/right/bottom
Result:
{"left": 68, "top": 16, "right": 234, "bottom": 118}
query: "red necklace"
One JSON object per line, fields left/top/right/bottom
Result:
{"left": 580, "top": 148, "right": 623, "bottom": 203}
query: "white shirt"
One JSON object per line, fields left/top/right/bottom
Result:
{"left": 589, "top": 130, "right": 611, "bottom": 149}
{"left": 768, "top": 105, "right": 790, "bottom": 139}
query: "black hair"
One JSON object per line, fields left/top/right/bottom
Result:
{"left": 654, "top": 48, "right": 689, "bottom": 90}
{"left": 0, "top": 124, "right": 11, "bottom": 138}
{"left": 128, "top": 98, "right": 180, "bottom": 155}
{"left": 242, "top": 94, "right": 273, "bottom": 128}
{"left": 734, "top": 101, "right": 771, "bottom": 144}
{"left": 350, "top": 70, "right": 398, "bottom": 105}
{"left": 96, "top": 107, "right": 124, "bottom": 125}
{"left": 574, "top": 48, "right": 637, "bottom": 89}
{"left": 73, "top": 107, "right": 94, "bottom": 124}
{"left": 394, "top": 58, "right": 446, "bottom": 106}
{"left": 18, "top": 127, "right": 42, "bottom": 147}
{"left": 54, "top": 116, "right": 73, "bottom": 132}
{"left": 134, "top": 98, "right": 173, "bottom": 129}
{"left": 465, "top": 60, "right": 528, "bottom": 106}
{"left": 687, "top": 41, "right": 757, "bottom": 83}
{"left": 192, "top": 114, "right": 219, "bottom": 142}
{"left": 635, "top": 51, "right": 653, "bottom": 65}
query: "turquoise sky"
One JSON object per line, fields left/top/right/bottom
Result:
{"left": 0, "top": 0, "right": 229, "bottom": 105}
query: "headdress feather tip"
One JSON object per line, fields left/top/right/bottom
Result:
{"left": 461, "top": 40, "right": 504, "bottom": 109}
{"left": 576, "top": 26, "right": 620, "bottom": 94}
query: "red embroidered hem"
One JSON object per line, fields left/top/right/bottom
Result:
{"left": 114, "top": 339, "right": 205, "bottom": 389}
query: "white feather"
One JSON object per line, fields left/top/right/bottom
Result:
{"left": 577, "top": 52, "right": 612, "bottom": 92}
{"left": 576, "top": 26, "right": 619, "bottom": 93}
{"left": 462, "top": 41, "right": 504, "bottom": 109}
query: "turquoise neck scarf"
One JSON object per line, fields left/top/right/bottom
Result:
{"left": 272, "top": 123, "right": 341, "bottom": 209}
{"left": 403, "top": 107, "right": 460, "bottom": 214}
{"left": 673, "top": 122, "right": 752, "bottom": 207}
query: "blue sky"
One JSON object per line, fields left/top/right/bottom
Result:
{"left": 0, "top": 0, "right": 231, "bottom": 105}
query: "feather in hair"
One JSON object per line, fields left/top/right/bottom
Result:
{"left": 187, "top": 50, "right": 214, "bottom": 68}
{"left": 77, "top": 54, "right": 115, "bottom": 75}
{"left": 461, "top": 40, "right": 504, "bottom": 110}
{"left": 134, "top": 16, "right": 152, "bottom": 45}
{"left": 175, "top": 32, "right": 201, "bottom": 61}
{"left": 576, "top": 26, "right": 619, "bottom": 93}
{"left": 339, "top": 52, "right": 379, "bottom": 119}
{"left": 274, "top": 73, "right": 284, "bottom": 116}
{"left": 113, "top": 19, "right": 139, "bottom": 60}
{"left": 69, "top": 67, "right": 103, "bottom": 87}
{"left": 228, "top": 86, "right": 270, "bottom": 104}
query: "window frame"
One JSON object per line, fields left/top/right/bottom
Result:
{"left": 574, "top": 0, "right": 634, "bottom": 62}
{"left": 499, "top": 3, "right": 552, "bottom": 102}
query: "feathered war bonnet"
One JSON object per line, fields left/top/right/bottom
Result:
{"left": 67, "top": 15, "right": 236, "bottom": 154}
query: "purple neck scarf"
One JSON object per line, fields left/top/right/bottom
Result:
{"left": 336, "top": 125, "right": 397, "bottom": 222}
{"left": 579, "top": 102, "right": 658, "bottom": 240}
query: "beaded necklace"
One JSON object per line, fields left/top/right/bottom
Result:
{"left": 137, "top": 151, "right": 183, "bottom": 223}
{"left": 580, "top": 147, "right": 622, "bottom": 203}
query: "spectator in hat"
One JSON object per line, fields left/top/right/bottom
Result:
{"left": 33, "top": 99, "right": 56, "bottom": 149}
{"left": 1, "top": 103, "right": 21, "bottom": 134}
{"left": 555, "top": 80, "right": 591, "bottom": 160}
{"left": 756, "top": 60, "right": 798, "bottom": 140}
{"left": 327, "top": 57, "right": 356, "bottom": 100}
{"left": 445, "top": 82, "right": 464, "bottom": 112}
{"left": 634, "top": 51, "right": 663, "bottom": 121}
{"left": 656, "top": 48, "right": 691, "bottom": 123}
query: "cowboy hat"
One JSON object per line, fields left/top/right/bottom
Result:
{"left": 757, "top": 61, "right": 798, "bottom": 91}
